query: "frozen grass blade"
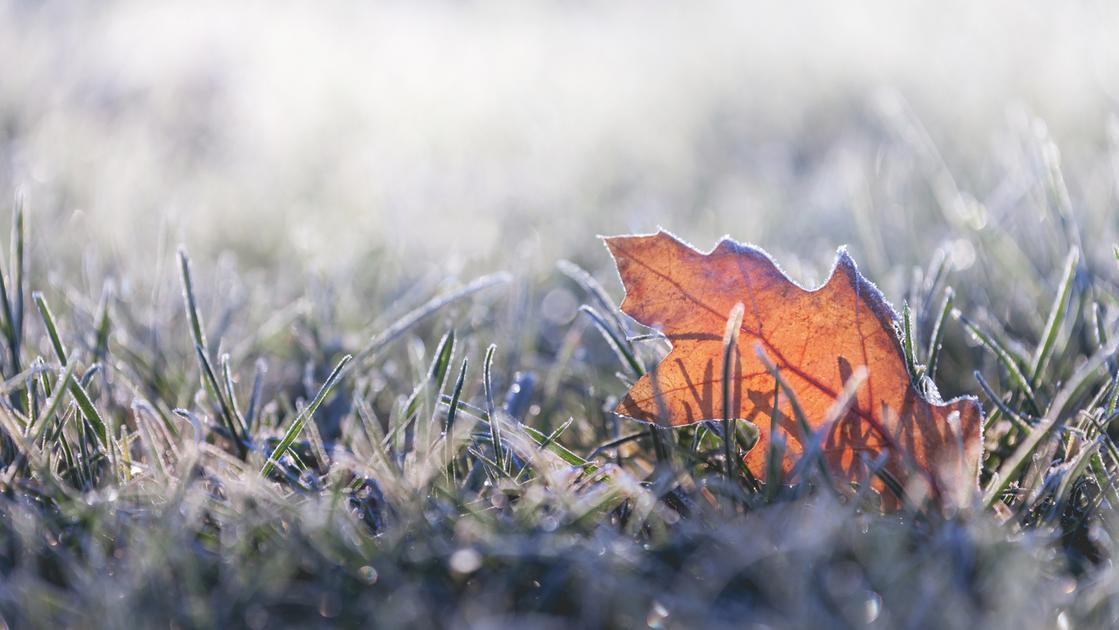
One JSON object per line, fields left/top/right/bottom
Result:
{"left": 764, "top": 377, "right": 784, "bottom": 501}
{"left": 28, "top": 362, "right": 76, "bottom": 443}
{"left": 721, "top": 302, "right": 744, "bottom": 484}
{"left": 957, "top": 311, "right": 1041, "bottom": 415}
{"left": 246, "top": 358, "right": 266, "bottom": 432}
{"left": 755, "top": 344, "right": 835, "bottom": 492}
{"left": 33, "top": 292, "right": 67, "bottom": 366}
{"left": 177, "top": 248, "right": 209, "bottom": 353}
{"left": 558, "top": 259, "right": 628, "bottom": 333}
{"left": 444, "top": 357, "right": 468, "bottom": 479}
{"left": 482, "top": 344, "right": 504, "bottom": 472}
{"left": 431, "top": 330, "right": 456, "bottom": 394}
{"left": 402, "top": 330, "right": 455, "bottom": 425}
{"left": 3, "top": 196, "right": 24, "bottom": 380}
{"left": 441, "top": 396, "right": 593, "bottom": 471}
{"left": 926, "top": 287, "right": 954, "bottom": 380}
{"left": 975, "top": 370, "right": 1033, "bottom": 433}
{"left": 9, "top": 200, "right": 24, "bottom": 375}
{"left": 220, "top": 354, "right": 247, "bottom": 430}
{"left": 32, "top": 291, "right": 108, "bottom": 447}
{"left": 901, "top": 301, "right": 919, "bottom": 379}
{"left": 261, "top": 354, "right": 351, "bottom": 477}
{"left": 346, "top": 272, "right": 510, "bottom": 375}
{"left": 985, "top": 341, "right": 1118, "bottom": 508}
{"left": 0, "top": 199, "right": 27, "bottom": 383}
{"left": 1052, "top": 436, "right": 1102, "bottom": 511}
{"left": 93, "top": 283, "right": 112, "bottom": 362}
{"left": 195, "top": 345, "right": 248, "bottom": 457}
{"left": 579, "top": 304, "right": 644, "bottom": 378}
{"left": 578, "top": 300, "right": 671, "bottom": 464}
{"left": 1029, "top": 247, "right": 1078, "bottom": 384}
{"left": 179, "top": 248, "right": 248, "bottom": 457}
{"left": 69, "top": 377, "right": 108, "bottom": 449}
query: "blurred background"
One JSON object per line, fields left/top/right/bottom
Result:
{"left": 1, "top": 0, "right": 1119, "bottom": 397}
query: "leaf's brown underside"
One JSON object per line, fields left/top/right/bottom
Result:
{"left": 605, "top": 230, "right": 982, "bottom": 506}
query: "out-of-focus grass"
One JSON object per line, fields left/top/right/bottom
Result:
{"left": 3, "top": 2, "right": 1119, "bottom": 628}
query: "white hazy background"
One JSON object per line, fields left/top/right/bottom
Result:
{"left": 2, "top": 1, "right": 1118, "bottom": 293}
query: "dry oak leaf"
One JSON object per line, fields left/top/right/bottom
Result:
{"left": 605, "top": 230, "right": 982, "bottom": 507}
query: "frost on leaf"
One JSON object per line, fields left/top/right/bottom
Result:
{"left": 604, "top": 230, "right": 982, "bottom": 508}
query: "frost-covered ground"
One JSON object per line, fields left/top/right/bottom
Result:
{"left": 2, "top": 2, "right": 1119, "bottom": 627}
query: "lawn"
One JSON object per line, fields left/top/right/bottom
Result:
{"left": 2, "top": 2, "right": 1119, "bottom": 628}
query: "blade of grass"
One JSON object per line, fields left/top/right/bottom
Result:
{"left": 177, "top": 248, "right": 209, "bottom": 353}
{"left": 926, "top": 287, "right": 954, "bottom": 380}
{"left": 69, "top": 378, "right": 108, "bottom": 449}
{"left": 33, "top": 292, "right": 67, "bottom": 366}
{"left": 261, "top": 354, "right": 351, "bottom": 477}
{"left": 178, "top": 249, "right": 248, "bottom": 456}
{"left": 984, "top": 340, "right": 1118, "bottom": 507}
{"left": 195, "top": 345, "right": 247, "bottom": 457}
{"left": 402, "top": 330, "right": 455, "bottom": 424}
{"left": 482, "top": 344, "right": 504, "bottom": 472}
{"left": 220, "top": 354, "right": 250, "bottom": 435}
{"left": 9, "top": 200, "right": 24, "bottom": 376}
{"left": 1029, "top": 247, "right": 1079, "bottom": 383}
{"left": 0, "top": 199, "right": 28, "bottom": 389}
{"left": 579, "top": 305, "right": 644, "bottom": 378}
{"left": 345, "top": 272, "right": 510, "bottom": 376}
{"left": 32, "top": 292, "right": 109, "bottom": 448}
{"left": 29, "top": 362, "right": 77, "bottom": 443}
{"left": 754, "top": 344, "right": 835, "bottom": 493}
{"left": 765, "top": 377, "right": 784, "bottom": 502}
{"left": 93, "top": 283, "right": 112, "bottom": 362}
{"left": 558, "top": 259, "right": 629, "bottom": 334}
{"left": 444, "top": 357, "right": 468, "bottom": 480}
{"left": 901, "top": 301, "right": 919, "bottom": 380}
{"left": 245, "top": 358, "right": 266, "bottom": 433}
{"left": 441, "top": 396, "right": 594, "bottom": 471}
{"left": 974, "top": 371, "right": 1034, "bottom": 433}
{"left": 721, "top": 302, "right": 745, "bottom": 484}
{"left": 956, "top": 311, "right": 1041, "bottom": 415}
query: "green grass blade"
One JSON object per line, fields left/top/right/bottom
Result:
{"left": 402, "top": 329, "right": 456, "bottom": 423}
{"left": 9, "top": 200, "right": 24, "bottom": 374}
{"left": 431, "top": 330, "right": 456, "bottom": 393}
{"left": 765, "top": 377, "right": 784, "bottom": 501}
{"left": 482, "top": 344, "right": 504, "bottom": 472}
{"left": 69, "top": 377, "right": 108, "bottom": 449}
{"left": 1029, "top": 247, "right": 1078, "bottom": 383}
{"left": 444, "top": 357, "right": 468, "bottom": 480}
{"left": 177, "top": 248, "right": 209, "bottom": 354}
{"left": 956, "top": 311, "right": 1041, "bottom": 415}
{"left": 755, "top": 344, "right": 835, "bottom": 494}
{"left": 579, "top": 305, "right": 644, "bottom": 378}
{"left": 245, "top": 358, "right": 266, "bottom": 432}
{"left": 901, "top": 301, "right": 919, "bottom": 380}
{"left": 926, "top": 287, "right": 954, "bottom": 380}
{"left": 346, "top": 273, "right": 510, "bottom": 375}
{"left": 722, "top": 302, "right": 744, "bottom": 484}
{"left": 195, "top": 345, "right": 247, "bottom": 457}
{"left": 985, "top": 340, "right": 1117, "bottom": 507}
{"left": 33, "top": 292, "right": 67, "bottom": 366}
{"left": 93, "top": 283, "right": 112, "bottom": 362}
{"left": 29, "top": 362, "right": 77, "bottom": 444}
{"left": 261, "top": 354, "right": 351, "bottom": 476}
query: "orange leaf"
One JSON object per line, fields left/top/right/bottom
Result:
{"left": 604, "top": 230, "right": 983, "bottom": 508}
